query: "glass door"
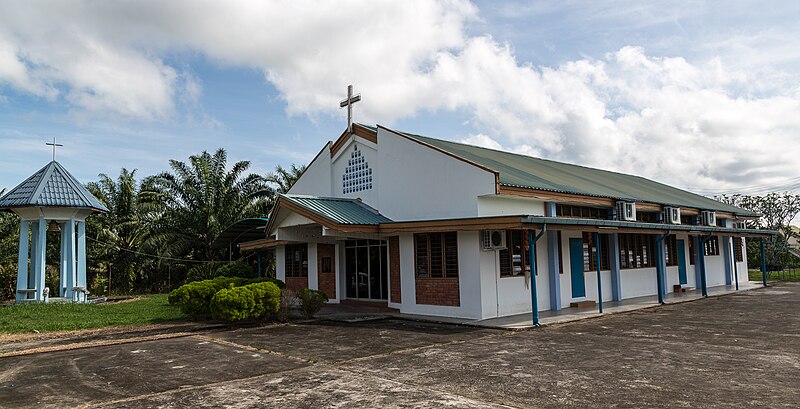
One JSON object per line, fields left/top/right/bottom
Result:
{"left": 345, "top": 240, "right": 388, "bottom": 300}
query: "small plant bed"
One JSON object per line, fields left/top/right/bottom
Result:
{"left": 0, "top": 294, "right": 187, "bottom": 334}
{"left": 168, "top": 276, "right": 328, "bottom": 323}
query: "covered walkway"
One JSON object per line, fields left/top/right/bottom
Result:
{"left": 473, "top": 281, "right": 764, "bottom": 329}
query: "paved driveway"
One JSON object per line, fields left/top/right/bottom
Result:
{"left": 1, "top": 283, "right": 798, "bottom": 408}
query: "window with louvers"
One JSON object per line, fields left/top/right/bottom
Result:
{"left": 618, "top": 233, "right": 656, "bottom": 269}
{"left": 500, "top": 230, "right": 533, "bottom": 277}
{"left": 285, "top": 244, "right": 308, "bottom": 277}
{"left": 414, "top": 232, "right": 459, "bottom": 278}
{"left": 582, "top": 233, "right": 610, "bottom": 271}
{"left": 733, "top": 237, "right": 744, "bottom": 262}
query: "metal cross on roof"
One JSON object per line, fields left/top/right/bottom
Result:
{"left": 339, "top": 84, "right": 361, "bottom": 133}
{"left": 45, "top": 137, "right": 63, "bottom": 161}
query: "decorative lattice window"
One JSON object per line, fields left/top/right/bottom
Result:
{"left": 342, "top": 145, "right": 373, "bottom": 194}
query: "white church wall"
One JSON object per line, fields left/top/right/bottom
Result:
{"left": 477, "top": 195, "right": 545, "bottom": 217}
{"left": 620, "top": 268, "right": 659, "bottom": 299}
{"left": 331, "top": 138, "right": 379, "bottom": 207}
{"left": 288, "top": 145, "right": 333, "bottom": 197}
{"left": 276, "top": 246, "right": 286, "bottom": 282}
{"left": 377, "top": 127, "right": 496, "bottom": 221}
{"left": 705, "top": 254, "right": 727, "bottom": 287}
{"left": 479, "top": 246, "right": 499, "bottom": 319}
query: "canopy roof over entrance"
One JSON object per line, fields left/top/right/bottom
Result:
{"left": 212, "top": 218, "right": 270, "bottom": 249}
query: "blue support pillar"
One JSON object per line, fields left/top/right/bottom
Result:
{"left": 528, "top": 228, "right": 547, "bottom": 327}
{"left": 609, "top": 233, "right": 622, "bottom": 302}
{"left": 34, "top": 216, "right": 47, "bottom": 301}
{"left": 594, "top": 233, "right": 603, "bottom": 313}
{"left": 15, "top": 220, "right": 30, "bottom": 302}
{"left": 654, "top": 235, "right": 665, "bottom": 305}
{"left": 699, "top": 236, "right": 709, "bottom": 297}
{"left": 693, "top": 235, "right": 703, "bottom": 289}
{"left": 546, "top": 230, "right": 561, "bottom": 311}
{"left": 722, "top": 236, "right": 733, "bottom": 286}
{"left": 731, "top": 239, "right": 739, "bottom": 291}
{"left": 77, "top": 221, "right": 87, "bottom": 302}
{"left": 65, "top": 219, "right": 76, "bottom": 299}
{"left": 760, "top": 238, "right": 767, "bottom": 286}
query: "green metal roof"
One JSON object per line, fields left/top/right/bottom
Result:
{"left": 0, "top": 161, "right": 109, "bottom": 212}
{"left": 282, "top": 194, "right": 392, "bottom": 225}
{"left": 396, "top": 130, "right": 756, "bottom": 217}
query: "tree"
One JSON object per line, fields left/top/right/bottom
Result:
{"left": 86, "top": 169, "right": 153, "bottom": 293}
{"left": 266, "top": 164, "right": 306, "bottom": 195}
{"left": 717, "top": 192, "right": 800, "bottom": 270}
{"left": 143, "top": 149, "right": 273, "bottom": 263}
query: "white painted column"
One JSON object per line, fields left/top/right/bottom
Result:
{"left": 29, "top": 221, "right": 38, "bottom": 291}
{"left": 275, "top": 246, "right": 286, "bottom": 282}
{"left": 308, "top": 243, "right": 318, "bottom": 290}
{"left": 15, "top": 220, "right": 30, "bottom": 302}
{"left": 65, "top": 219, "right": 76, "bottom": 299}
{"left": 34, "top": 216, "right": 47, "bottom": 301}
{"left": 76, "top": 221, "right": 87, "bottom": 302}
{"left": 59, "top": 224, "right": 68, "bottom": 297}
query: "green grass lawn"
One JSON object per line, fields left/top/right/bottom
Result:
{"left": 0, "top": 294, "right": 187, "bottom": 334}
{"left": 749, "top": 268, "right": 800, "bottom": 282}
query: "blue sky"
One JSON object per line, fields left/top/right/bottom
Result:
{"left": 1, "top": 0, "right": 799, "bottom": 197}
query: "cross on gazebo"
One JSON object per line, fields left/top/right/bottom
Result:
{"left": 339, "top": 84, "right": 361, "bottom": 133}
{"left": 46, "top": 137, "right": 63, "bottom": 162}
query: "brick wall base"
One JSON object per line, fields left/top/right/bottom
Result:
{"left": 285, "top": 276, "right": 308, "bottom": 293}
{"left": 317, "top": 243, "right": 336, "bottom": 299}
{"left": 415, "top": 277, "right": 460, "bottom": 306}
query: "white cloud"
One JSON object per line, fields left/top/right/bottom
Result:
{"left": 0, "top": 0, "right": 798, "bottom": 194}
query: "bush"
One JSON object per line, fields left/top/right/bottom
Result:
{"left": 168, "top": 276, "right": 285, "bottom": 319}
{"left": 168, "top": 276, "right": 247, "bottom": 317}
{"left": 210, "top": 282, "right": 281, "bottom": 322}
{"left": 297, "top": 288, "right": 328, "bottom": 319}
{"left": 217, "top": 259, "right": 256, "bottom": 279}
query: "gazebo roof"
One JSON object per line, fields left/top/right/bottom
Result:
{"left": 0, "top": 161, "right": 109, "bottom": 213}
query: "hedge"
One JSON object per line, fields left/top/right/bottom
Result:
{"left": 210, "top": 282, "right": 281, "bottom": 321}
{"left": 168, "top": 276, "right": 284, "bottom": 318}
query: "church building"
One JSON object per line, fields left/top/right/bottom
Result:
{"left": 241, "top": 122, "right": 767, "bottom": 321}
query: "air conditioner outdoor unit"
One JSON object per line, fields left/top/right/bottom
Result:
{"left": 617, "top": 201, "right": 637, "bottom": 221}
{"left": 664, "top": 207, "right": 681, "bottom": 224}
{"left": 701, "top": 211, "right": 717, "bottom": 226}
{"left": 481, "top": 230, "right": 506, "bottom": 251}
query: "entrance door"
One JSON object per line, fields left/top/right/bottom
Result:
{"left": 677, "top": 239, "right": 688, "bottom": 285}
{"left": 345, "top": 240, "right": 388, "bottom": 300}
{"left": 569, "top": 238, "right": 586, "bottom": 298}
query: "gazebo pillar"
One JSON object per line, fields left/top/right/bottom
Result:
{"left": 65, "top": 219, "right": 76, "bottom": 299}
{"left": 34, "top": 216, "right": 47, "bottom": 301}
{"left": 76, "top": 221, "right": 87, "bottom": 302}
{"left": 15, "top": 220, "right": 30, "bottom": 302}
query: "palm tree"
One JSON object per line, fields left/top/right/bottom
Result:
{"left": 143, "top": 148, "right": 273, "bottom": 262}
{"left": 266, "top": 164, "right": 306, "bottom": 195}
{"left": 87, "top": 169, "right": 152, "bottom": 293}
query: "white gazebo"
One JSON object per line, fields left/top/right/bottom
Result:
{"left": 0, "top": 160, "right": 108, "bottom": 303}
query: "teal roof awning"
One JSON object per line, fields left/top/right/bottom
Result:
{"left": 212, "top": 218, "right": 270, "bottom": 249}
{"left": 281, "top": 194, "right": 392, "bottom": 225}
{"left": 0, "top": 161, "right": 109, "bottom": 212}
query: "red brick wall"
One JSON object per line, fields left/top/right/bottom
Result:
{"left": 285, "top": 277, "right": 308, "bottom": 293}
{"left": 389, "top": 237, "right": 401, "bottom": 304}
{"left": 317, "top": 243, "right": 336, "bottom": 299}
{"left": 415, "top": 278, "right": 460, "bottom": 306}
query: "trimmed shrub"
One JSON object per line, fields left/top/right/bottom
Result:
{"left": 209, "top": 282, "right": 281, "bottom": 321}
{"left": 210, "top": 286, "right": 256, "bottom": 321}
{"left": 297, "top": 288, "right": 328, "bottom": 319}
{"left": 168, "top": 276, "right": 285, "bottom": 319}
